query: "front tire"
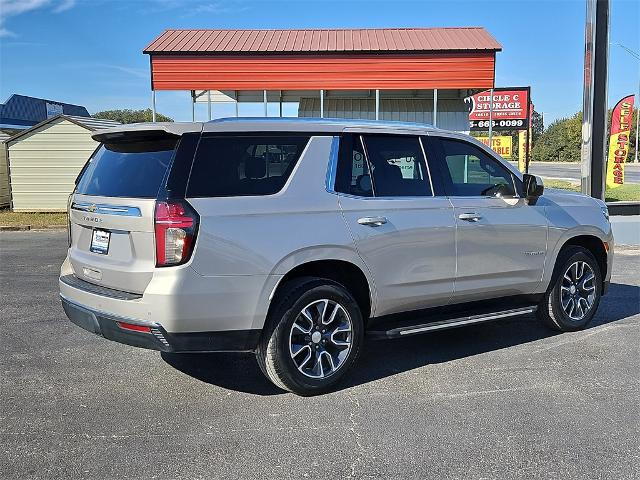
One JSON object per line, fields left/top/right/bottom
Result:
{"left": 538, "top": 246, "right": 602, "bottom": 332}
{"left": 256, "top": 277, "right": 364, "bottom": 396}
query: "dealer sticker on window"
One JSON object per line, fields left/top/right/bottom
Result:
{"left": 90, "top": 229, "right": 111, "bottom": 255}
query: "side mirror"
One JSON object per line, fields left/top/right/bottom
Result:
{"left": 523, "top": 174, "right": 544, "bottom": 204}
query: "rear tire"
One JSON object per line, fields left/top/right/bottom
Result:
{"left": 537, "top": 246, "right": 602, "bottom": 332}
{"left": 256, "top": 277, "right": 364, "bottom": 396}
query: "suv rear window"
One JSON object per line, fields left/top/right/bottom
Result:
{"left": 76, "top": 139, "right": 177, "bottom": 198}
{"left": 187, "top": 135, "right": 310, "bottom": 197}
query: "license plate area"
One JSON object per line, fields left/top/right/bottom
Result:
{"left": 90, "top": 229, "right": 111, "bottom": 255}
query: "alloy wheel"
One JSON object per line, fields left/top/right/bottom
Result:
{"left": 560, "top": 260, "right": 596, "bottom": 321}
{"left": 288, "top": 299, "right": 353, "bottom": 379}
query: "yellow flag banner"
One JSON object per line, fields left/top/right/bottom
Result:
{"left": 606, "top": 95, "right": 635, "bottom": 189}
{"left": 476, "top": 135, "right": 513, "bottom": 159}
{"left": 518, "top": 130, "right": 527, "bottom": 172}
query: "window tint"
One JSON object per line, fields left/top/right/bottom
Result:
{"left": 362, "top": 135, "right": 432, "bottom": 197}
{"left": 335, "top": 134, "right": 372, "bottom": 197}
{"left": 187, "top": 136, "right": 310, "bottom": 197}
{"left": 438, "top": 138, "right": 517, "bottom": 197}
{"left": 76, "top": 139, "right": 176, "bottom": 198}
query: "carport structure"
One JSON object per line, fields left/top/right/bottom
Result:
{"left": 144, "top": 27, "right": 501, "bottom": 130}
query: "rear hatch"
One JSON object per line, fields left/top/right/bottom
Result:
{"left": 68, "top": 133, "right": 181, "bottom": 294}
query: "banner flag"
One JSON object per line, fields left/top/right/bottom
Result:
{"left": 606, "top": 95, "right": 635, "bottom": 189}
{"left": 518, "top": 130, "right": 527, "bottom": 172}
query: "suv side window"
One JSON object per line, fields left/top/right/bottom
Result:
{"left": 335, "top": 134, "right": 432, "bottom": 197}
{"left": 363, "top": 135, "right": 432, "bottom": 197}
{"left": 434, "top": 137, "right": 518, "bottom": 197}
{"left": 187, "top": 135, "right": 310, "bottom": 197}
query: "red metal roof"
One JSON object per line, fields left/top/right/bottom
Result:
{"left": 144, "top": 27, "right": 502, "bottom": 54}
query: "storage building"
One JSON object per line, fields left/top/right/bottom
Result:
{"left": 6, "top": 115, "right": 120, "bottom": 211}
{"left": 0, "top": 132, "right": 10, "bottom": 207}
{"left": 144, "top": 27, "right": 502, "bottom": 130}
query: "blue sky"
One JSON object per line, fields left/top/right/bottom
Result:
{"left": 0, "top": 0, "right": 638, "bottom": 124}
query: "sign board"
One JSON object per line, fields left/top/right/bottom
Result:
{"left": 606, "top": 95, "right": 635, "bottom": 188}
{"left": 45, "top": 102, "right": 63, "bottom": 118}
{"left": 465, "top": 87, "right": 530, "bottom": 131}
{"left": 475, "top": 135, "right": 513, "bottom": 158}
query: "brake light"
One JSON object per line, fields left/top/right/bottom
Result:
{"left": 154, "top": 200, "right": 198, "bottom": 267}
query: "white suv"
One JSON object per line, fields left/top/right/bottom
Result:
{"left": 60, "top": 118, "right": 613, "bottom": 395}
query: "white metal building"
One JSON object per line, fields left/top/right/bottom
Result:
{"left": 6, "top": 115, "right": 120, "bottom": 211}
{"left": 0, "top": 132, "right": 10, "bottom": 207}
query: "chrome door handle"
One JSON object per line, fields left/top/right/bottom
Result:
{"left": 458, "top": 213, "right": 482, "bottom": 222}
{"left": 357, "top": 216, "right": 388, "bottom": 227}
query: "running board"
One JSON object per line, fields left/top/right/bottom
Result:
{"left": 368, "top": 306, "right": 537, "bottom": 340}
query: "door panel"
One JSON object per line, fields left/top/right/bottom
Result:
{"left": 424, "top": 135, "right": 549, "bottom": 301}
{"left": 451, "top": 197, "right": 548, "bottom": 300}
{"left": 340, "top": 196, "right": 456, "bottom": 316}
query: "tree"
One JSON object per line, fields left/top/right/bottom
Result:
{"left": 532, "top": 108, "right": 637, "bottom": 162}
{"left": 532, "top": 112, "right": 582, "bottom": 162}
{"left": 531, "top": 110, "right": 544, "bottom": 142}
{"left": 92, "top": 108, "right": 173, "bottom": 124}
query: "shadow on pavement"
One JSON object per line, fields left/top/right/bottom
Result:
{"left": 161, "top": 282, "right": 639, "bottom": 396}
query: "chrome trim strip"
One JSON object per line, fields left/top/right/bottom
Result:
{"left": 325, "top": 136, "right": 340, "bottom": 193}
{"left": 398, "top": 307, "right": 537, "bottom": 336}
{"left": 71, "top": 201, "right": 142, "bottom": 217}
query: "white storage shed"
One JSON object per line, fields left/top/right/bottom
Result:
{"left": 0, "top": 132, "right": 10, "bottom": 207}
{"left": 6, "top": 115, "right": 120, "bottom": 211}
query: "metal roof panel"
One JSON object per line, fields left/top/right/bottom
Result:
{"left": 144, "top": 27, "right": 502, "bottom": 54}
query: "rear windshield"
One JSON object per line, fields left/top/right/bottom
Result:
{"left": 187, "top": 135, "right": 310, "bottom": 197}
{"left": 76, "top": 139, "right": 177, "bottom": 198}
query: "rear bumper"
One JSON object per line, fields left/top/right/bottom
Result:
{"left": 60, "top": 295, "right": 261, "bottom": 352}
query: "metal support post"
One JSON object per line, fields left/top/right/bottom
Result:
{"left": 375, "top": 89, "right": 380, "bottom": 121}
{"left": 433, "top": 88, "right": 438, "bottom": 127}
{"left": 207, "top": 90, "right": 211, "bottom": 121}
{"left": 151, "top": 90, "right": 156, "bottom": 122}
{"left": 488, "top": 88, "right": 494, "bottom": 144}
{"left": 263, "top": 90, "right": 268, "bottom": 117}
{"left": 320, "top": 90, "right": 324, "bottom": 118}
{"left": 191, "top": 90, "right": 195, "bottom": 122}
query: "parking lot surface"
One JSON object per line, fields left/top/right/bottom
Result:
{"left": 1, "top": 231, "right": 639, "bottom": 479}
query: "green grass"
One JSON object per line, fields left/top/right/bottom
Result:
{"left": 543, "top": 179, "right": 640, "bottom": 202}
{"left": 0, "top": 209, "right": 68, "bottom": 228}
{"left": 543, "top": 179, "right": 581, "bottom": 192}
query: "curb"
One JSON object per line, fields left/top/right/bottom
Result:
{"left": 0, "top": 225, "right": 31, "bottom": 231}
{"left": 0, "top": 225, "right": 66, "bottom": 231}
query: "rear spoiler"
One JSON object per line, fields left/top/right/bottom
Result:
{"left": 91, "top": 122, "right": 203, "bottom": 143}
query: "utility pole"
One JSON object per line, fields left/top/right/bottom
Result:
{"left": 581, "top": 0, "right": 609, "bottom": 199}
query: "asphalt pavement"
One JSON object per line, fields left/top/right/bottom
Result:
{"left": 511, "top": 162, "right": 640, "bottom": 183}
{"left": 1, "top": 231, "right": 639, "bottom": 479}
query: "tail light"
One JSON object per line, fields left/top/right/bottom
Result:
{"left": 154, "top": 200, "right": 198, "bottom": 267}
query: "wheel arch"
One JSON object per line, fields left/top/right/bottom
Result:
{"left": 551, "top": 234, "right": 609, "bottom": 288}
{"left": 269, "top": 259, "right": 374, "bottom": 323}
